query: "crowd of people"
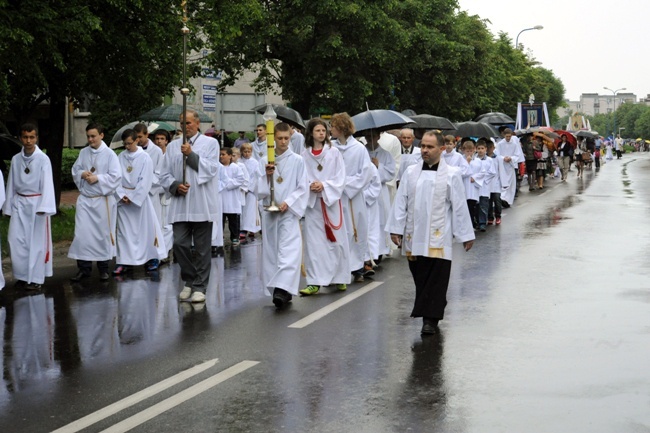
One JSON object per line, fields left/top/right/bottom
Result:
{"left": 2, "top": 113, "right": 620, "bottom": 336}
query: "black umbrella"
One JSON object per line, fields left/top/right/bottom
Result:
{"left": 474, "top": 112, "right": 515, "bottom": 125}
{"left": 401, "top": 109, "right": 418, "bottom": 117}
{"left": 453, "top": 121, "right": 499, "bottom": 137}
{"left": 407, "top": 114, "right": 456, "bottom": 131}
{"left": 252, "top": 104, "right": 305, "bottom": 129}
{"left": 138, "top": 104, "right": 213, "bottom": 122}
{"left": 351, "top": 109, "right": 413, "bottom": 134}
{"left": 0, "top": 134, "right": 22, "bottom": 160}
{"left": 575, "top": 130, "right": 599, "bottom": 138}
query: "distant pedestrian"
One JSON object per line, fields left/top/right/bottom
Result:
{"left": 387, "top": 131, "right": 475, "bottom": 335}
{"left": 69, "top": 123, "right": 122, "bottom": 282}
{"left": 240, "top": 142, "right": 262, "bottom": 239}
{"left": 3, "top": 123, "right": 56, "bottom": 289}
{"left": 614, "top": 134, "right": 624, "bottom": 159}
{"left": 233, "top": 131, "right": 249, "bottom": 148}
{"left": 556, "top": 134, "right": 573, "bottom": 181}
{"left": 486, "top": 140, "right": 503, "bottom": 225}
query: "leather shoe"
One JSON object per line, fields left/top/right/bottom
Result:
{"left": 70, "top": 271, "right": 90, "bottom": 282}
{"left": 272, "top": 288, "right": 292, "bottom": 309}
{"left": 421, "top": 318, "right": 439, "bottom": 335}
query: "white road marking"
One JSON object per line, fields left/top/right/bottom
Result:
{"left": 288, "top": 281, "right": 384, "bottom": 329}
{"left": 99, "top": 361, "right": 259, "bottom": 433}
{"left": 51, "top": 358, "right": 219, "bottom": 433}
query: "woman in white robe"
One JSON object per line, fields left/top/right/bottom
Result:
{"left": 330, "top": 113, "right": 373, "bottom": 283}
{"left": 113, "top": 130, "right": 166, "bottom": 272}
{"left": 299, "top": 118, "right": 350, "bottom": 296}
{"left": 3, "top": 130, "right": 55, "bottom": 287}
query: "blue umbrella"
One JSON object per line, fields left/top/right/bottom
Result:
{"left": 351, "top": 109, "right": 413, "bottom": 134}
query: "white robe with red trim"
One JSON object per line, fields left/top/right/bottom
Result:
{"left": 301, "top": 146, "right": 350, "bottom": 286}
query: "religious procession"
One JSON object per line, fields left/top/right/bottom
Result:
{"left": 1, "top": 102, "right": 610, "bottom": 338}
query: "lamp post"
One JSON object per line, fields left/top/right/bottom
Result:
{"left": 604, "top": 87, "right": 626, "bottom": 139}
{"left": 515, "top": 25, "right": 543, "bottom": 49}
{"left": 619, "top": 127, "right": 625, "bottom": 138}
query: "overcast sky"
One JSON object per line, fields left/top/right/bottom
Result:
{"left": 458, "top": 0, "right": 646, "bottom": 102}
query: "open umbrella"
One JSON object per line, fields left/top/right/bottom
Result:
{"left": 575, "top": 130, "right": 599, "bottom": 139}
{"left": 0, "top": 133, "right": 22, "bottom": 160}
{"left": 138, "top": 104, "right": 213, "bottom": 123}
{"left": 110, "top": 121, "right": 175, "bottom": 148}
{"left": 351, "top": 109, "right": 413, "bottom": 134}
{"left": 553, "top": 129, "right": 577, "bottom": 147}
{"left": 252, "top": 104, "right": 305, "bottom": 129}
{"left": 474, "top": 112, "right": 515, "bottom": 125}
{"left": 453, "top": 121, "right": 499, "bottom": 138}
{"left": 516, "top": 127, "right": 560, "bottom": 140}
{"left": 407, "top": 114, "right": 456, "bottom": 131}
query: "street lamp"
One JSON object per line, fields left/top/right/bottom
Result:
{"left": 515, "top": 25, "right": 544, "bottom": 49}
{"left": 619, "top": 127, "right": 625, "bottom": 137}
{"left": 604, "top": 87, "right": 626, "bottom": 138}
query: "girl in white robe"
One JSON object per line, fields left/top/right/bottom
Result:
{"left": 299, "top": 118, "right": 350, "bottom": 296}
{"left": 330, "top": 113, "right": 373, "bottom": 283}
{"left": 113, "top": 131, "right": 166, "bottom": 273}
{"left": 3, "top": 141, "right": 56, "bottom": 287}
{"left": 257, "top": 123, "right": 309, "bottom": 307}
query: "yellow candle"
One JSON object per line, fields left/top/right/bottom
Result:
{"left": 266, "top": 119, "right": 275, "bottom": 163}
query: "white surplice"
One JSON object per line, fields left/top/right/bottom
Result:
{"left": 488, "top": 154, "right": 503, "bottom": 194}
{"left": 398, "top": 149, "right": 422, "bottom": 183}
{"left": 494, "top": 137, "right": 524, "bottom": 205}
{"left": 3, "top": 146, "right": 56, "bottom": 284}
{"left": 473, "top": 155, "right": 497, "bottom": 198}
{"left": 143, "top": 140, "right": 165, "bottom": 231}
{"left": 252, "top": 138, "right": 267, "bottom": 162}
{"left": 301, "top": 145, "right": 351, "bottom": 286}
{"left": 0, "top": 172, "right": 5, "bottom": 289}
{"left": 68, "top": 141, "right": 122, "bottom": 261}
{"left": 368, "top": 145, "right": 396, "bottom": 256}
{"left": 257, "top": 150, "right": 309, "bottom": 295}
{"left": 220, "top": 162, "right": 246, "bottom": 214}
{"left": 462, "top": 156, "right": 482, "bottom": 201}
{"left": 332, "top": 136, "right": 373, "bottom": 272}
{"left": 363, "top": 165, "right": 383, "bottom": 260}
{"left": 115, "top": 147, "right": 166, "bottom": 265}
{"left": 386, "top": 162, "right": 475, "bottom": 261}
{"left": 443, "top": 149, "right": 469, "bottom": 175}
{"left": 291, "top": 131, "right": 306, "bottom": 155}
{"left": 241, "top": 156, "right": 262, "bottom": 233}
{"left": 159, "top": 132, "right": 220, "bottom": 223}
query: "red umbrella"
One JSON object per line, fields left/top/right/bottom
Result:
{"left": 554, "top": 129, "right": 577, "bottom": 148}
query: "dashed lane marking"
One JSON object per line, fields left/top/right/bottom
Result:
{"left": 52, "top": 358, "right": 219, "bottom": 433}
{"left": 288, "top": 281, "right": 384, "bottom": 329}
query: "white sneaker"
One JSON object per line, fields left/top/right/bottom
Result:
{"left": 190, "top": 291, "right": 206, "bottom": 303}
{"left": 179, "top": 286, "right": 192, "bottom": 301}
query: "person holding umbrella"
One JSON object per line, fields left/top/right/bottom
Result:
{"left": 330, "top": 112, "right": 374, "bottom": 283}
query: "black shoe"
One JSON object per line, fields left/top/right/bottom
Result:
{"left": 70, "top": 271, "right": 90, "bottom": 282}
{"left": 272, "top": 288, "right": 292, "bottom": 309}
{"left": 421, "top": 318, "right": 439, "bottom": 335}
{"left": 216, "top": 246, "right": 224, "bottom": 256}
{"left": 14, "top": 280, "right": 27, "bottom": 289}
{"left": 99, "top": 272, "right": 110, "bottom": 281}
{"left": 211, "top": 246, "right": 219, "bottom": 257}
{"left": 25, "top": 283, "right": 42, "bottom": 291}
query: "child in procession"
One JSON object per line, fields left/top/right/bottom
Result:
{"left": 258, "top": 122, "right": 309, "bottom": 308}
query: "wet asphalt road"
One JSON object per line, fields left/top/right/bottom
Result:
{"left": 1, "top": 154, "right": 649, "bottom": 433}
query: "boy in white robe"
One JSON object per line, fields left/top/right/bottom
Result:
{"left": 113, "top": 129, "right": 166, "bottom": 275}
{"left": 219, "top": 148, "right": 246, "bottom": 247}
{"left": 461, "top": 140, "right": 481, "bottom": 229}
{"left": 257, "top": 122, "right": 309, "bottom": 309}
{"left": 153, "top": 129, "right": 174, "bottom": 258}
{"left": 135, "top": 123, "right": 165, "bottom": 270}
{"left": 69, "top": 123, "right": 122, "bottom": 282}
{"left": 3, "top": 123, "right": 56, "bottom": 289}
{"left": 365, "top": 130, "right": 396, "bottom": 261}
{"left": 387, "top": 131, "right": 474, "bottom": 335}
{"left": 363, "top": 165, "right": 382, "bottom": 267}
{"left": 0, "top": 168, "right": 5, "bottom": 290}
{"left": 473, "top": 139, "right": 496, "bottom": 231}
{"left": 494, "top": 128, "right": 524, "bottom": 207}
{"left": 159, "top": 110, "right": 220, "bottom": 304}
{"left": 240, "top": 143, "right": 262, "bottom": 238}
{"left": 443, "top": 134, "right": 469, "bottom": 175}
{"left": 299, "top": 118, "right": 350, "bottom": 296}
{"left": 330, "top": 112, "right": 374, "bottom": 283}
{"left": 252, "top": 124, "right": 267, "bottom": 162}
{"left": 486, "top": 140, "right": 503, "bottom": 225}
{"left": 232, "top": 147, "right": 250, "bottom": 243}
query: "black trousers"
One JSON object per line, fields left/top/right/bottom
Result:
{"left": 408, "top": 256, "right": 452, "bottom": 320}
{"left": 77, "top": 260, "right": 109, "bottom": 275}
{"left": 173, "top": 221, "right": 213, "bottom": 293}
{"left": 222, "top": 213, "right": 241, "bottom": 241}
